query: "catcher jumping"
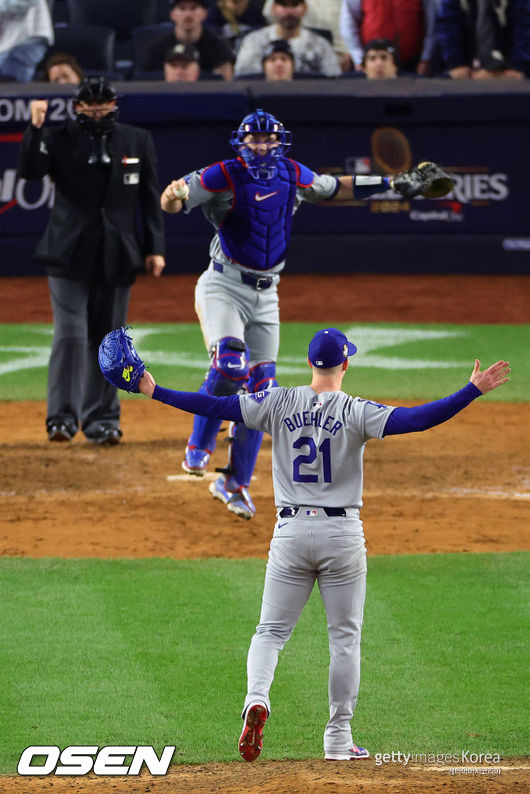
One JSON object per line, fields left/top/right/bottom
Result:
{"left": 158, "top": 106, "right": 454, "bottom": 520}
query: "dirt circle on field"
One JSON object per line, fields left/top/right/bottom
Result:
{"left": 1, "top": 274, "right": 529, "bottom": 793}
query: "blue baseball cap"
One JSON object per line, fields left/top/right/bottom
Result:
{"left": 308, "top": 328, "right": 357, "bottom": 368}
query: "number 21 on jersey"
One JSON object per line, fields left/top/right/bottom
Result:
{"left": 292, "top": 436, "right": 332, "bottom": 483}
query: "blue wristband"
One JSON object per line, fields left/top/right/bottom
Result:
{"left": 353, "top": 176, "right": 391, "bottom": 200}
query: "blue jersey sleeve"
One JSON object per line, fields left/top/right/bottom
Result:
{"left": 200, "top": 162, "right": 230, "bottom": 192}
{"left": 383, "top": 382, "right": 482, "bottom": 435}
{"left": 152, "top": 386, "right": 244, "bottom": 422}
{"left": 288, "top": 159, "right": 315, "bottom": 188}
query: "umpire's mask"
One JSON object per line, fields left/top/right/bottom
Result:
{"left": 74, "top": 76, "right": 118, "bottom": 136}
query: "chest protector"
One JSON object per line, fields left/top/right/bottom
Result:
{"left": 200, "top": 157, "right": 313, "bottom": 271}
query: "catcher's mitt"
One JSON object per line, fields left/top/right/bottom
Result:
{"left": 98, "top": 326, "right": 146, "bottom": 393}
{"left": 392, "top": 161, "right": 454, "bottom": 199}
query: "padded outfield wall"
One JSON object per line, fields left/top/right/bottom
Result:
{"left": 0, "top": 79, "right": 529, "bottom": 275}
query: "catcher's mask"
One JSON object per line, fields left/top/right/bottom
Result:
{"left": 229, "top": 108, "right": 291, "bottom": 181}
{"left": 74, "top": 76, "right": 118, "bottom": 135}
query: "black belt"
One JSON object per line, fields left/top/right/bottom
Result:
{"left": 279, "top": 507, "right": 347, "bottom": 518}
{"left": 213, "top": 261, "right": 273, "bottom": 291}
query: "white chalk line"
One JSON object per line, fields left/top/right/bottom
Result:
{"left": 166, "top": 473, "right": 257, "bottom": 482}
{"left": 168, "top": 482, "right": 529, "bottom": 501}
{"left": 364, "top": 488, "right": 530, "bottom": 501}
{"left": 166, "top": 472, "right": 218, "bottom": 482}
{"left": 3, "top": 484, "right": 525, "bottom": 501}
{"left": 0, "top": 326, "right": 470, "bottom": 375}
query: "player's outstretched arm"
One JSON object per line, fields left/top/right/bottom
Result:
{"left": 332, "top": 162, "right": 454, "bottom": 202}
{"left": 139, "top": 372, "right": 244, "bottom": 423}
{"left": 469, "top": 359, "right": 510, "bottom": 394}
{"left": 384, "top": 359, "right": 510, "bottom": 436}
{"left": 160, "top": 179, "right": 189, "bottom": 213}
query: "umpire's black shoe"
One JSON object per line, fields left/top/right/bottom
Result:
{"left": 48, "top": 423, "right": 73, "bottom": 442}
{"left": 86, "top": 425, "right": 122, "bottom": 446}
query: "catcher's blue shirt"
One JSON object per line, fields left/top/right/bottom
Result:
{"left": 182, "top": 160, "right": 338, "bottom": 273}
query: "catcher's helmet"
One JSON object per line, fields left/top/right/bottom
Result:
{"left": 229, "top": 108, "right": 291, "bottom": 181}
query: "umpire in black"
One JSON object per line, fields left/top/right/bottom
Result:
{"left": 18, "top": 77, "right": 166, "bottom": 444}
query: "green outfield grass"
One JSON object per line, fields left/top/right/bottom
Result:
{"left": 0, "top": 322, "right": 528, "bottom": 402}
{"left": 0, "top": 553, "right": 527, "bottom": 773}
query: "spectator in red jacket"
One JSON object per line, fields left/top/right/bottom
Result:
{"left": 340, "top": 0, "right": 437, "bottom": 75}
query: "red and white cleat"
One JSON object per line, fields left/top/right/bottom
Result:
{"left": 239, "top": 703, "right": 268, "bottom": 762}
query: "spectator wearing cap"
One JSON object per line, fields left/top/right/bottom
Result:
{"left": 42, "top": 52, "right": 84, "bottom": 84}
{"left": 164, "top": 42, "right": 201, "bottom": 81}
{"left": 206, "top": 0, "right": 266, "bottom": 55}
{"left": 362, "top": 38, "right": 399, "bottom": 78}
{"left": 262, "top": 39, "right": 295, "bottom": 80}
{"left": 235, "top": 0, "right": 341, "bottom": 77}
{"left": 339, "top": 0, "right": 437, "bottom": 75}
{"left": 261, "top": 0, "right": 352, "bottom": 72}
{"left": 144, "top": 0, "right": 234, "bottom": 80}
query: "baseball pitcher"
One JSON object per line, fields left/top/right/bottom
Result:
{"left": 160, "top": 109, "right": 453, "bottom": 520}
{"left": 98, "top": 326, "right": 509, "bottom": 761}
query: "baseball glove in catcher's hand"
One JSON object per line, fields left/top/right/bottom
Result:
{"left": 98, "top": 327, "right": 146, "bottom": 392}
{"left": 392, "top": 161, "right": 454, "bottom": 199}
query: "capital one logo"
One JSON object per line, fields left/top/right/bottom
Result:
{"left": 18, "top": 745, "right": 175, "bottom": 776}
{"left": 0, "top": 133, "right": 55, "bottom": 214}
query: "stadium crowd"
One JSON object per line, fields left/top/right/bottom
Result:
{"left": 0, "top": 0, "right": 527, "bottom": 84}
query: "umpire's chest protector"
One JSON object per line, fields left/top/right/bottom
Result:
{"left": 201, "top": 157, "right": 313, "bottom": 270}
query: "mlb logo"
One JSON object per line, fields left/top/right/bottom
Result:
{"left": 345, "top": 156, "right": 372, "bottom": 174}
{"left": 124, "top": 173, "right": 140, "bottom": 185}
{"left": 306, "top": 509, "right": 317, "bottom": 517}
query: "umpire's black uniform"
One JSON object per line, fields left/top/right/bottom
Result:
{"left": 18, "top": 109, "right": 165, "bottom": 443}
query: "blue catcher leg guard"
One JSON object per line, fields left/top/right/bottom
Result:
{"left": 183, "top": 337, "right": 249, "bottom": 476}
{"left": 222, "top": 362, "right": 278, "bottom": 493}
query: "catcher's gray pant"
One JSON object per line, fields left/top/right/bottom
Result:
{"left": 47, "top": 276, "right": 130, "bottom": 436}
{"left": 243, "top": 509, "right": 367, "bottom": 754}
{"left": 194, "top": 263, "right": 280, "bottom": 365}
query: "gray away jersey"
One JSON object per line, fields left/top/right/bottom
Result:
{"left": 240, "top": 385, "right": 395, "bottom": 508}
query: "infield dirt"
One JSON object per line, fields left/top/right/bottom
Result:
{"left": 1, "top": 274, "right": 528, "bottom": 793}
